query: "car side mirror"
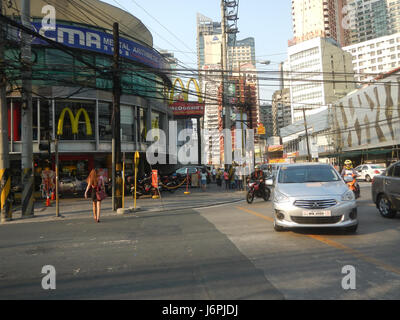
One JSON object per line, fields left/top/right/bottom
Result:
{"left": 266, "top": 179, "right": 274, "bottom": 186}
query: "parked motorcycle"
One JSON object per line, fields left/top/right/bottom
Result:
{"left": 246, "top": 178, "right": 271, "bottom": 204}
{"left": 344, "top": 173, "right": 361, "bottom": 199}
{"left": 159, "top": 175, "right": 178, "bottom": 193}
{"left": 130, "top": 175, "right": 156, "bottom": 197}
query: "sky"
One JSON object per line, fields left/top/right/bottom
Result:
{"left": 101, "top": 0, "right": 293, "bottom": 103}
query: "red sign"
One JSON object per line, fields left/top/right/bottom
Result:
{"left": 169, "top": 102, "right": 205, "bottom": 117}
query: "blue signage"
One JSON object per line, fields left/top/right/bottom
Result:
{"left": 31, "top": 23, "right": 167, "bottom": 70}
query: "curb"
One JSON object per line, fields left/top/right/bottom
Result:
{"left": 0, "top": 197, "right": 246, "bottom": 225}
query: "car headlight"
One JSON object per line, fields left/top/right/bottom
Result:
{"left": 341, "top": 190, "right": 355, "bottom": 201}
{"left": 274, "top": 190, "right": 290, "bottom": 203}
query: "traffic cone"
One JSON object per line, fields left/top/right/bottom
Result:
{"left": 51, "top": 191, "right": 55, "bottom": 200}
{"left": 46, "top": 197, "right": 51, "bottom": 207}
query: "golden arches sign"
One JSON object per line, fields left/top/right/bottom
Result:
{"left": 169, "top": 78, "right": 203, "bottom": 104}
{"left": 57, "top": 107, "right": 93, "bottom": 136}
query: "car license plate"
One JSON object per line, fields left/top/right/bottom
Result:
{"left": 302, "top": 210, "right": 331, "bottom": 217}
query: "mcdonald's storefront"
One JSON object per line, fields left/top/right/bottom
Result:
{"left": 6, "top": 94, "right": 172, "bottom": 189}
{"left": 4, "top": 0, "right": 174, "bottom": 189}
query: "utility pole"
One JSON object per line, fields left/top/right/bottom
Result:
{"left": 0, "top": 3, "right": 12, "bottom": 223}
{"left": 302, "top": 107, "right": 312, "bottom": 162}
{"left": 220, "top": 0, "right": 230, "bottom": 168}
{"left": 55, "top": 136, "right": 59, "bottom": 217}
{"left": 21, "top": 0, "right": 34, "bottom": 218}
{"left": 112, "top": 22, "right": 122, "bottom": 211}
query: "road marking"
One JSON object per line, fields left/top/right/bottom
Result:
{"left": 236, "top": 206, "right": 400, "bottom": 276}
{"left": 236, "top": 206, "right": 274, "bottom": 222}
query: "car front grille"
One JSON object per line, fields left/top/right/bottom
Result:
{"left": 290, "top": 215, "right": 343, "bottom": 225}
{"left": 293, "top": 199, "right": 337, "bottom": 209}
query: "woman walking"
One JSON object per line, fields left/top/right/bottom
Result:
{"left": 84, "top": 169, "right": 105, "bottom": 223}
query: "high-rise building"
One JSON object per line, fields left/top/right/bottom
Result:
{"left": 197, "top": 13, "right": 259, "bottom": 164}
{"left": 229, "top": 37, "right": 256, "bottom": 70}
{"left": 196, "top": 13, "right": 222, "bottom": 72}
{"left": 290, "top": 0, "right": 344, "bottom": 46}
{"left": 342, "top": 0, "right": 400, "bottom": 46}
{"left": 288, "top": 37, "right": 355, "bottom": 122}
{"left": 345, "top": 0, "right": 389, "bottom": 45}
{"left": 271, "top": 89, "right": 292, "bottom": 136}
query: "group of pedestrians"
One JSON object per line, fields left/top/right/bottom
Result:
{"left": 212, "top": 167, "right": 246, "bottom": 191}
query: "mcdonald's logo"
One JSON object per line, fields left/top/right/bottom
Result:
{"left": 57, "top": 107, "right": 93, "bottom": 136}
{"left": 168, "top": 78, "right": 205, "bottom": 117}
{"left": 169, "top": 78, "right": 203, "bottom": 105}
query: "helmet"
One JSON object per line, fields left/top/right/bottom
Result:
{"left": 344, "top": 160, "right": 352, "bottom": 167}
{"left": 255, "top": 165, "right": 260, "bottom": 170}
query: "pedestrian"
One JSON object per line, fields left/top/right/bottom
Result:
{"left": 201, "top": 169, "right": 207, "bottom": 192}
{"left": 216, "top": 169, "right": 222, "bottom": 187}
{"left": 212, "top": 167, "right": 216, "bottom": 182}
{"left": 84, "top": 169, "right": 106, "bottom": 223}
{"left": 233, "top": 170, "right": 238, "bottom": 190}
{"left": 224, "top": 169, "right": 229, "bottom": 190}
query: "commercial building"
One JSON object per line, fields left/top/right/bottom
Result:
{"left": 271, "top": 89, "right": 292, "bottom": 136}
{"left": 343, "top": 32, "right": 400, "bottom": 82}
{"left": 4, "top": 0, "right": 173, "bottom": 186}
{"left": 287, "top": 37, "right": 355, "bottom": 122}
{"left": 229, "top": 37, "right": 256, "bottom": 70}
{"left": 281, "top": 109, "right": 334, "bottom": 163}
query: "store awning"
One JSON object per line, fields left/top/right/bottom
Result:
{"left": 327, "top": 148, "right": 397, "bottom": 158}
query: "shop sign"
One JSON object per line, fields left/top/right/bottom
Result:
{"left": 168, "top": 78, "right": 205, "bottom": 117}
{"left": 31, "top": 23, "right": 167, "bottom": 70}
{"left": 57, "top": 107, "right": 92, "bottom": 136}
{"left": 268, "top": 145, "right": 283, "bottom": 152}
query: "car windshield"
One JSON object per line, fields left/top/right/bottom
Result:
{"left": 278, "top": 165, "right": 340, "bottom": 183}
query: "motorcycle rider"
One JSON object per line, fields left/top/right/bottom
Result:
{"left": 341, "top": 160, "right": 360, "bottom": 196}
{"left": 250, "top": 165, "right": 266, "bottom": 198}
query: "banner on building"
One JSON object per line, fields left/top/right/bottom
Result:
{"left": 332, "top": 73, "right": 400, "bottom": 151}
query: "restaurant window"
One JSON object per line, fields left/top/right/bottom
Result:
{"left": 137, "top": 108, "right": 147, "bottom": 143}
{"left": 39, "top": 100, "right": 52, "bottom": 141}
{"left": 55, "top": 100, "right": 95, "bottom": 141}
{"left": 121, "top": 105, "right": 135, "bottom": 142}
{"left": 98, "top": 102, "right": 112, "bottom": 141}
{"left": 151, "top": 111, "right": 161, "bottom": 141}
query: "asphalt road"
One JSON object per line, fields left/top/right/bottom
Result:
{"left": 198, "top": 182, "right": 400, "bottom": 299}
{"left": 0, "top": 183, "right": 399, "bottom": 300}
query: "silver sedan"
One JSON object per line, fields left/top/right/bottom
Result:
{"left": 268, "top": 163, "right": 358, "bottom": 233}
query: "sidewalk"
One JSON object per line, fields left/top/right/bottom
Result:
{"left": 4, "top": 183, "right": 246, "bottom": 224}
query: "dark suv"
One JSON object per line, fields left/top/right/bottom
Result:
{"left": 372, "top": 161, "right": 400, "bottom": 218}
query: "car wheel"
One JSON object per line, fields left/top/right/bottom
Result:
{"left": 345, "top": 224, "right": 358, "bottom": 233}
{"left": 273, "top": 220, "right": 286, "bottom": 232}
{"left": 365, "top": 175, "right": 371, "bottom": 182}
{"left": 377, "top": 194, "right": 397, "bottom": 219}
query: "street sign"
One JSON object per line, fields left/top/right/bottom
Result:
{"left": 257, "top": 124, "right": 266, "bottom": 135}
